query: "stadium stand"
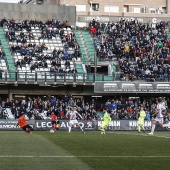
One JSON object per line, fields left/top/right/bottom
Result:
{"left": 2, "top": 18, "right": 84, "bottom": 82}
{"left": 2, "top": 18, "right": 170, "bottom": 83}
{"left": 0, "top": 17, "right": 170, "bottom": 122}
{"left": 88, "top": 19, "right": 170, "bottom": 82}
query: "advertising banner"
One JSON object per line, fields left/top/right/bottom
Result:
{"left": 94, "top": 82, "right": 170, "bottom": 93}
{"left": 35, "top": 120, "right": 96, "bottom": 131}
{"left": 0, "top": 120, "right": 169, "bottom": 131}
{"left": 0, "top": 120, "right": 35, "bottom": 130}
{"left": 35, "top": 120, "right": 169, "bottom": 131}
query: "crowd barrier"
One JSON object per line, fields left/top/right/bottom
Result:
{"left": 0, "top": 120, "right": 169, "bottom": 131}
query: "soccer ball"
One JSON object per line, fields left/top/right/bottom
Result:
{"left": 50, "top": 129, "right": 54, "bottom": 134}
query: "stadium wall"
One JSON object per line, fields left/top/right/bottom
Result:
{"left": 0, "top": 3, "right": 76, "bottom": 26}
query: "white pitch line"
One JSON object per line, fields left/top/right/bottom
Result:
{"left": 39, "top": 156, "right": 170, "bottom": 158}
{"left": 108, "top": 132, "right": 170, "bottom": 139}
{"left": 0, "top": 155, "right": 34, "bottom": 158}
{"left": 0, "top": 155, "right": 170, "bottom": 158}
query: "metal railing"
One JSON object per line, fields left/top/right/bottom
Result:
{"left": 0, "top": 71, "right": 169, "bottom": 84}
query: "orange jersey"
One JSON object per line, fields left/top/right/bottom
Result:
{"left": 18, "top": 115, "right": 27, "bottom": 128}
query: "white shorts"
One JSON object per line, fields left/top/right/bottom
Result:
{"left": 154, "top": 117, "right": 163, "bottom": 124}
{"left": 69, "top": 120, "right": 78, "bottom": 125}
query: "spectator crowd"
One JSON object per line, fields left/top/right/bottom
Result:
{"left": 88, "top": 18, "right": 170, "bottom": 82}
{"left": 0, "top": 95, "right": 170, "bottom": 122}
{"left": 1, "top": 17, "right": 80, "bottom": 74}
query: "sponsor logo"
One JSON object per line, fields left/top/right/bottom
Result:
{"left": 36, "top": 122, "right": 52, "bottom": 128}
{"left": 0, "top": 124, "right": 20, "bottom": 129}
{"left": 97, "top": 121, "right": 120, "bottom": 127}
{"left": 128, "top": 121, "right": 152, "bottom": 130}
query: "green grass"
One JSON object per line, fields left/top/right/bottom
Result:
{"left": 0, "top": 131, "right": 170, "bottom": 170}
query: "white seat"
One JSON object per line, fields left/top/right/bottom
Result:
{"left": 39, "top": 68, "right": 44, "bottom": 71}
{"left": 1, "top": 63, "right": 6, "bottom": 67}
{"left": 46, "top": 60, "right": 51, "bottom": 64}
{"left": 44, "top": 68, "right": 49, "bottom": 72}
{"left": 18, "top": 56, "right": 22, "bottom": 60}
{"left": 17, "top": 68, "right": 22, "bottom": 71}
{"left": 2, "top": 66, "right": 7, "bottom": 70}
{"left": 53, "top": 40, "right": 57, "bottom": 43}
{"left": 22, "top": 67, "right": 26, "bottom": 72}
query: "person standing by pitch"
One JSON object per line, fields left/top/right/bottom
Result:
{"left": 137, "top": 106, "right": 146, "bottom": 133}
{"left": 99, "top": 107, "right": 111, "bottom": 134}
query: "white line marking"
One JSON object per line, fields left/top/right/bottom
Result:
{"left": 108, "top": 132, "right": 170, "bottom": 139}
{"left": 39, "top": 156, "right": 170, "bottom": 158}
{"left": 0, "top": 155, "right": 34, "bottom": 158}
{"left": 0, "top": 155, "right": 170, "bottom": 158}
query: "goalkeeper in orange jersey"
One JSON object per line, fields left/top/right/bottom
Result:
{"left": 99, "top": 107, "right": 111, "bottom": 134}
{"left": 16, "top": 112, "right": 34, "bottom": 134}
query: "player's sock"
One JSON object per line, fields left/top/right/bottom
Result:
{"left": 80, "top": 127, "right": 84, "bottom": 132}
{"left": 26, "top": 128, "right": 31, "bottom": 134}
{"left": 151, "top": 124, "right": 155, "bottom": 133}
{"left": 138, "top": 126, "right": 141, "bottom": 132}
{"left": 142, "top": 126, "right": 145, "bottom": 132}
{"left": 68, "top": 126, "right": 71, "bottom": 133}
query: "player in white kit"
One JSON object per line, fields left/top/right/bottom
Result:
{"left": 148, "top": 98, "right": 166, "bottom": 135}
{"left": 67, "top": 107, "right": 85, "bottom": 134}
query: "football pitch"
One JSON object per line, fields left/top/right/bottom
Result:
{"left": 0, "top": 131, "right": 170, "bottom": 170}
